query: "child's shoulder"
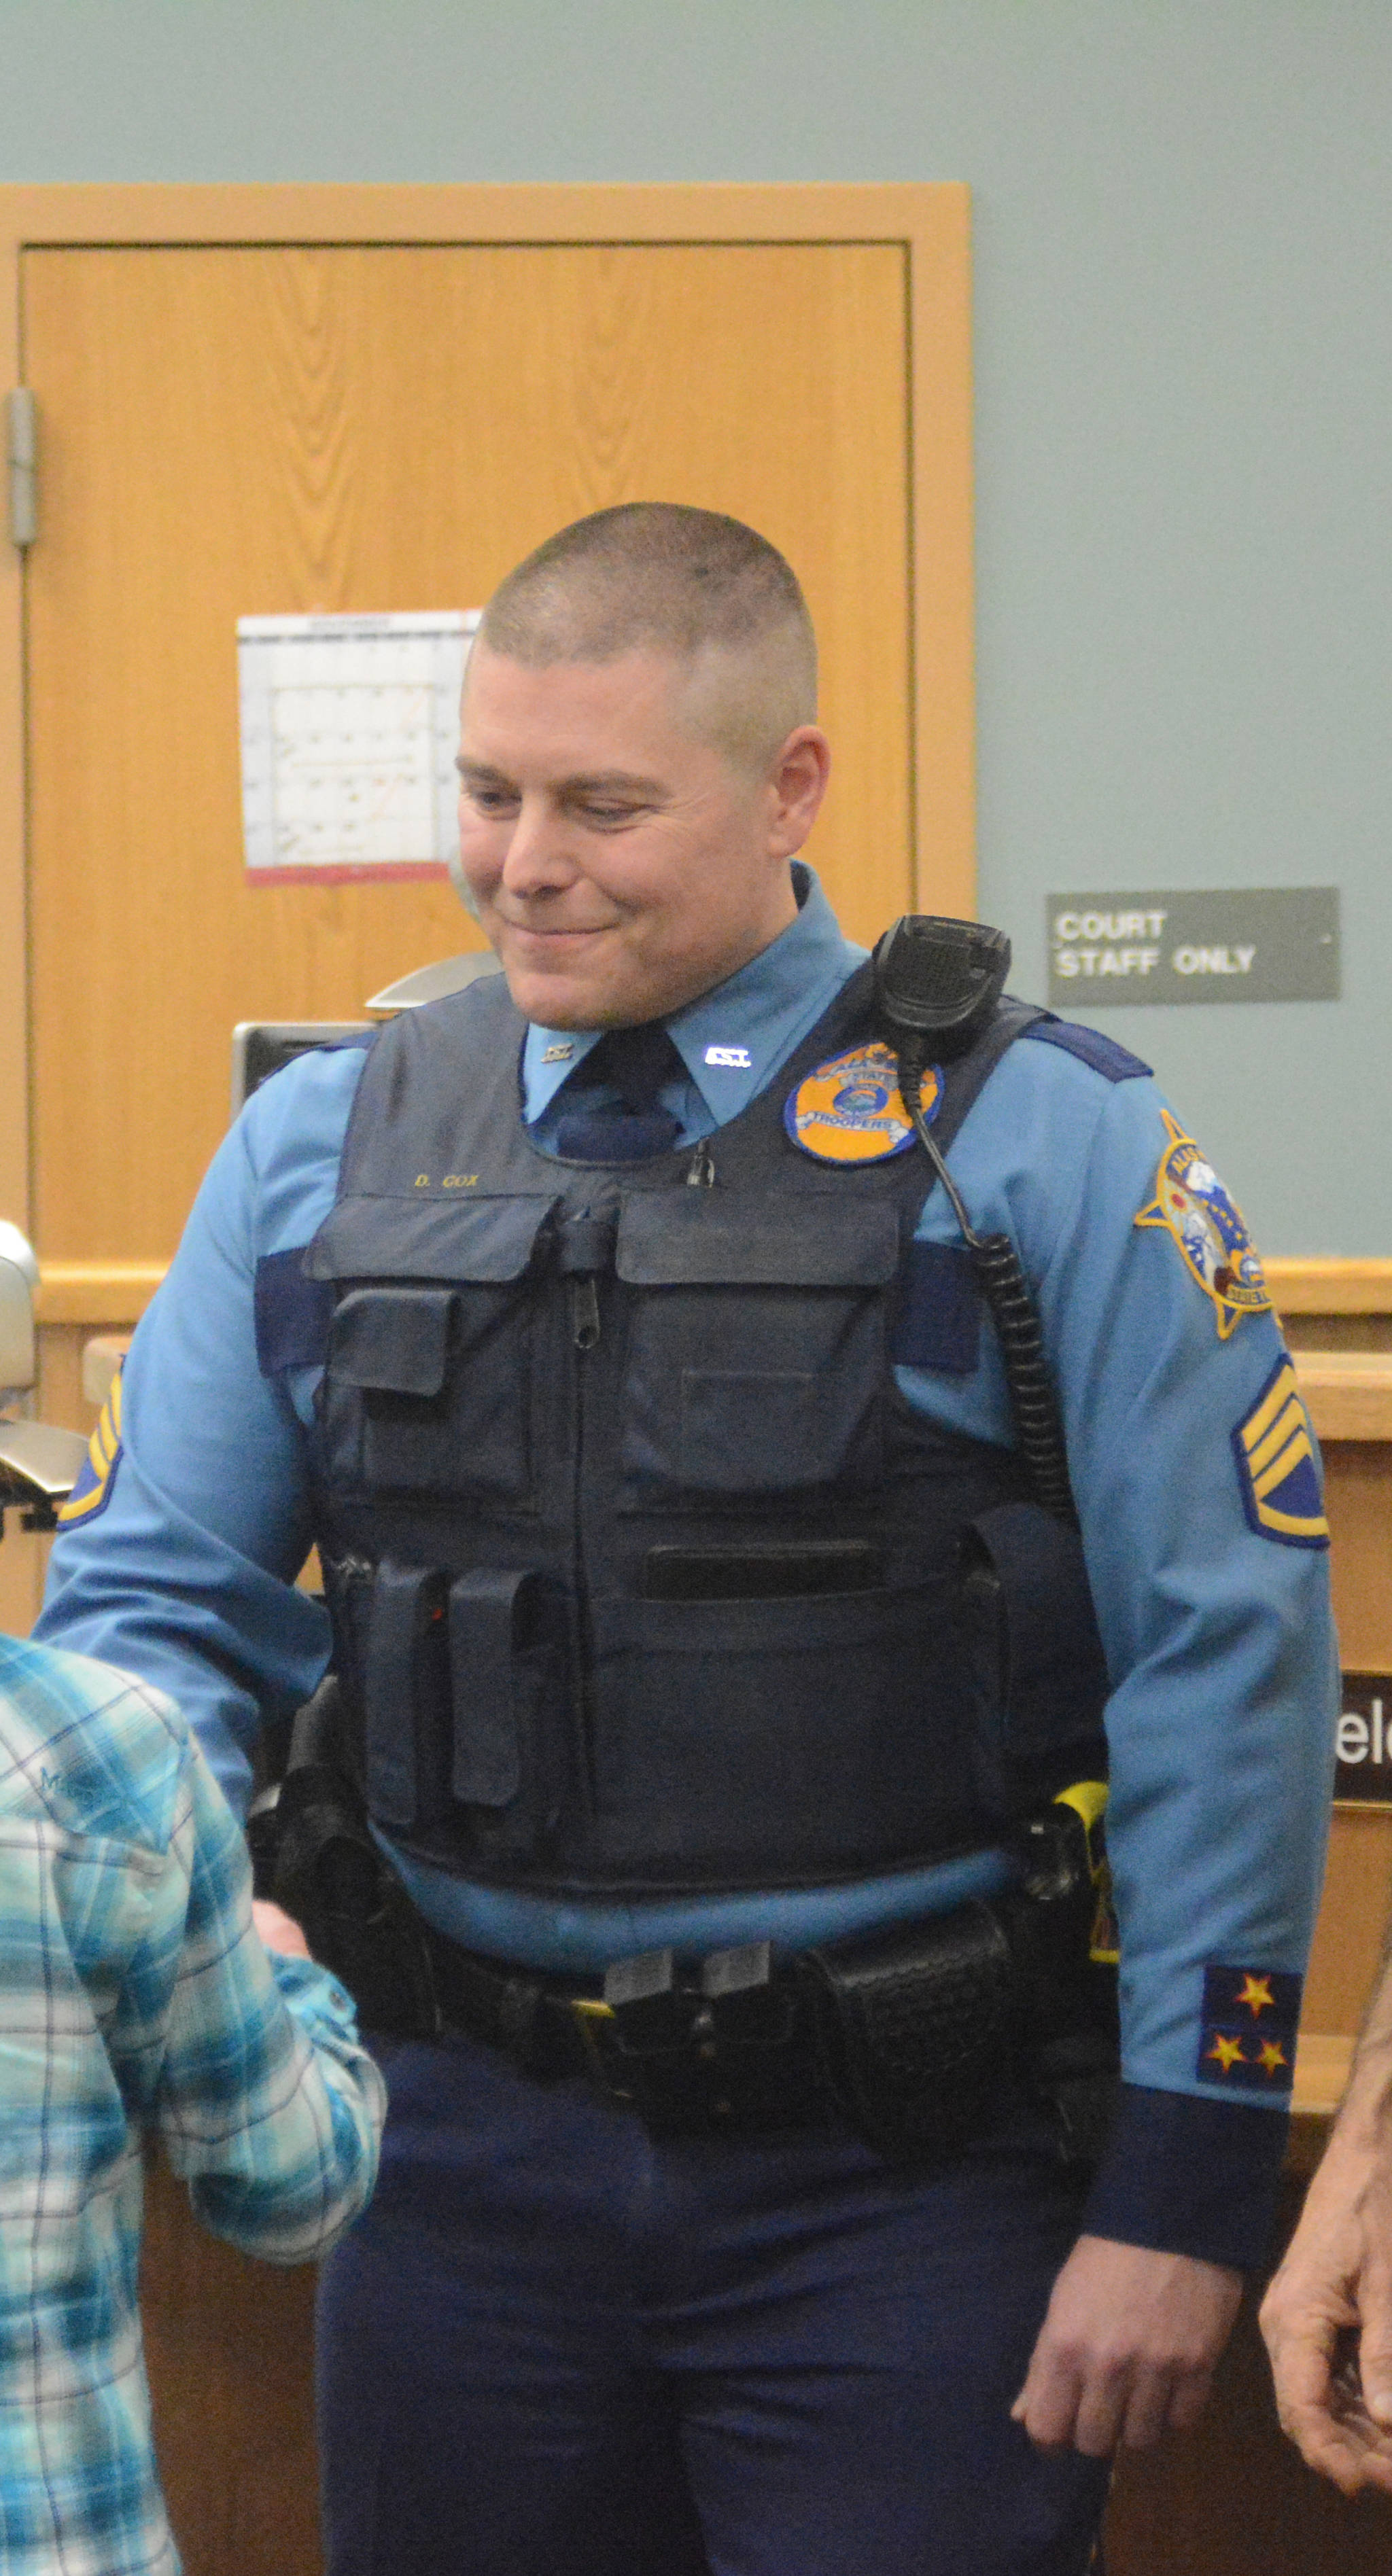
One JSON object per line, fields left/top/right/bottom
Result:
{"left": 0, "top": 1635, "right": 188, "bottom": 1854}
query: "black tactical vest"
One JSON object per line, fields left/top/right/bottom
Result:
{"left": 300, "top": 963, "right": 1085, "bottom": 1899}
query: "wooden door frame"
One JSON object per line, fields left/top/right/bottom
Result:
{"left": 0, "top": 179, "right": 975, "bottom": 1235}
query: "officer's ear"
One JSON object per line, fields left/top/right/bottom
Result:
{"left": 765, "top": 727, "right": 830, "bottom": 859}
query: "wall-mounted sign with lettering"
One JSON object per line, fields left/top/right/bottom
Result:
{"left": 1335, "top": 1673, "right": 1392, "bottom": 1806}
{"left": 1045, "top": 887, "right": 1340, "bottom": 1008}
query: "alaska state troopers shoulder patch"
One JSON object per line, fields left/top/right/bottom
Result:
{"left": 56, "top": 1369, "right": 123, "bottom": 1526}
{"left": 1134, "top": 1111, "right": 1271, "bottom": 1338}
{"left": 1232, "top": 1356, "right": 1329, "bottom": 1549}
{"left": 785, "top": 1042, "right": 936, "bottom": 1165}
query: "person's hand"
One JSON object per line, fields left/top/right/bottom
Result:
{"left": 1011, "top": 2234, "right": 1242, "bottom": 2455}
{"left": 1260, "top": 2124, "right": 1392, "bottom": 2496}
{"left": 251, "top": 1896, "right": 313, "bottom": 1960}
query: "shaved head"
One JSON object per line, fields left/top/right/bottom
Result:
{"left": 476, "top": 504, "right": 818, "bottom": 775}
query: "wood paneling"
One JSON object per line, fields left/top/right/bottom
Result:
{"left": 1301, "top": 1441, "right": 1392, "bottom": 2039}
{"left": 22, "top": 238, "right": 912, "bottom": 1262}
{"left": 35, "top": 1263, "right": 169, "bottom": 1324}
{"left": 1266, "top": 1259, "right": 1392, "bottom": 1314}
{"left": 0, "top": 1316, "right": 107, "bottom": 1633}
{"left": 1290, "top": 2030, "right": 1353, "bottom": 2125}
{"left": 141, "top": 2156, "right": 321, "bottom": 2576}
{"left": 1296, "top": 1354, "right": 1392, "bottom": 1443}
{"left": 1325, "top": 1443, "right": 1392, "bottom": 1673}
{"left": 1306, "top": 1808, "right": 1392, "bottom": 2033}
{"left": 1287, "top": 1315, "right": 1392, "bottom": 1354}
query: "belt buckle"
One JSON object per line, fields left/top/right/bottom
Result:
{"left": 568, "top": 1994, "right": 635, "bottom": 2102}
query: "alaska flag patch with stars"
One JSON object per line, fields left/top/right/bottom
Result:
{"left": 1197, "top": 1964, "right": 1302, "bottom": 2094}
{"left": 1232, "top": 1356, "right": 1329, "bottom": 1549}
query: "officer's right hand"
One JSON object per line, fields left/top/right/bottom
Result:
{"left": 252, "top": 1896, "right": 313, "bottom": 1960}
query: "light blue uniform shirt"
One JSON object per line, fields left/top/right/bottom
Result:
{"left": 37, "top": 865, "right": 1335, "bottom": 2129}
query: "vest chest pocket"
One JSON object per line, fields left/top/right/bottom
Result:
{"left": 616, "top": 1193, "right": 901, "bottom": 1499}
{"left": 332, "top": 1288, "right": 538, "bottom": 1504}
{"left": 312, "top": 1194, "right": 558, "bottom": 1509}
{"left": 323, "top": 1280, "right": 538, "bottom": 1505}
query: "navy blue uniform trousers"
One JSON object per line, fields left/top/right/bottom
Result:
{"left": 317, "top": 2028, "right": 1109, "bottom": 2576}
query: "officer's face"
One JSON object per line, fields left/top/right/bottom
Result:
{"left": 456, "top": 644, "right": 829, "bottom": 1029}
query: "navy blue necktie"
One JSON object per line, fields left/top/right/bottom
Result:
{"left": 553, "top": 1023, "right": 686, "bottom": 1163}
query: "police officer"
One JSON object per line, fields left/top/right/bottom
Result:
{"left": 38, "top": 506, "right": 1334, "bottom": 2576}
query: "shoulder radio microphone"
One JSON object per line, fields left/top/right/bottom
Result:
{"left": 871, "top": 915, "right": 1011, "bottom": 1070}
{"left": 872, "top": 915, "right": 1075, "bottom": 1523}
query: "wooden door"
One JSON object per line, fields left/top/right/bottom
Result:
{"left": 22, "top": 239, "right": 916, "bottom": 1267}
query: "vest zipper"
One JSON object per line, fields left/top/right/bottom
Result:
{"left": 571, "top": 1270, "right": 600, "bottom": 1811}
{"left": 572, "top": 1275, "right": 601, "bottom": 1348}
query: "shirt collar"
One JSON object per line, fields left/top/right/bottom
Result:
{"left": 521, "top": 863, "right": 865, "bottom": 1125}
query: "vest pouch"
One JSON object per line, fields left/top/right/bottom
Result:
{"left": 587, "top": 1582, "right": 978, "bottom": 1884}
{"left": 616, "top": 1193, "right": 899, "bottom": 1500}
{"left": 325, "top": 1282, "right": 535, "bottom": 1507}
{"left": 955, "top": 1503, "right": 1111, "bottom": 1817}
{"left": 802, "top": 1902, "right": 1018, "bottom": 2166}
{"left": 447, "top": 1570, "right": 570, "bottom": 1863}
{"left": 362, "top": 1561, "right": 453, "bottom": 1830}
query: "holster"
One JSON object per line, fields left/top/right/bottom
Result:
{"left": 1008, "top": 1797, "right": 1121, "bottom": 2166}
{"left": 271, "top": 1676, "right": 439, "bottom": 2041}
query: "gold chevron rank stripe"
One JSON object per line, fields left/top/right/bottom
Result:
{"left": 56, "top": 1370, "right": 124, "bottom": 1525}
{"left": 1232, "top": 1359, "right": 1329, "bottom": 1547}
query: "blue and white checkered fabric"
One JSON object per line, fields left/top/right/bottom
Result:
{"left": 0, "top": 1633, "right": 385, "bottom": 2576}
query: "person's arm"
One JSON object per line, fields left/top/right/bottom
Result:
{"left": 35, "top": 1042, "right": 369, "bottom": 1811}
{"left": 918, "top": 1043, "right": 1335, "bottom": 2451}
{"left": 1259, "top": 1942, "right": 1392, "bottom": 2494}
{"left": 144, "top": 1724, "right": 386, "bottom": 2261}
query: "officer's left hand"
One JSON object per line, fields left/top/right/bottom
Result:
{"left": 1011, "top": 2234, "right": 1243, "bottom": 2454}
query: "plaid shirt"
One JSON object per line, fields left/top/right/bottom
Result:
{"left": 0, "top": 1634, "right": 386, "bottom": 2576}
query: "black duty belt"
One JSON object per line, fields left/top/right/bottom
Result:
{"left": 419, "top": 1901, "right": 1028, "bottom": 2163}
{"left": 268, "top": 1726, "right": 1115, "bottom": 2166}
{"left": 421, "top": 1922, "right": 832, "bottom": 2137}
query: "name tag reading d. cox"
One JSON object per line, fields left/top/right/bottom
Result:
{"left": 1335, "top": 1675, "right": 1392, "bottom": 1805}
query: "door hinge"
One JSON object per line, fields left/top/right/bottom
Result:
{"left": 7, "top": 389, "right": 37, "bottom": 548}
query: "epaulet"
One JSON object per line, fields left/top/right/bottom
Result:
{"left": 1020, "top": 1017, "right": 1151, "bottom": 1084}
{"left": 249, "top": 1025, "right": 379, "bottom": 1100}
{"left": 302, "top": 1028, "right": 379, "bottom": 1063}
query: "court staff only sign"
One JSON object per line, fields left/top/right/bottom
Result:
{"left": 1045, "top": 887, "right": 1340, "bottom": 1008}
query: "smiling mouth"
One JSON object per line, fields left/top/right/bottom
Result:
{"left": 500, "top": 919, "right": 617, "bottom": 944}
